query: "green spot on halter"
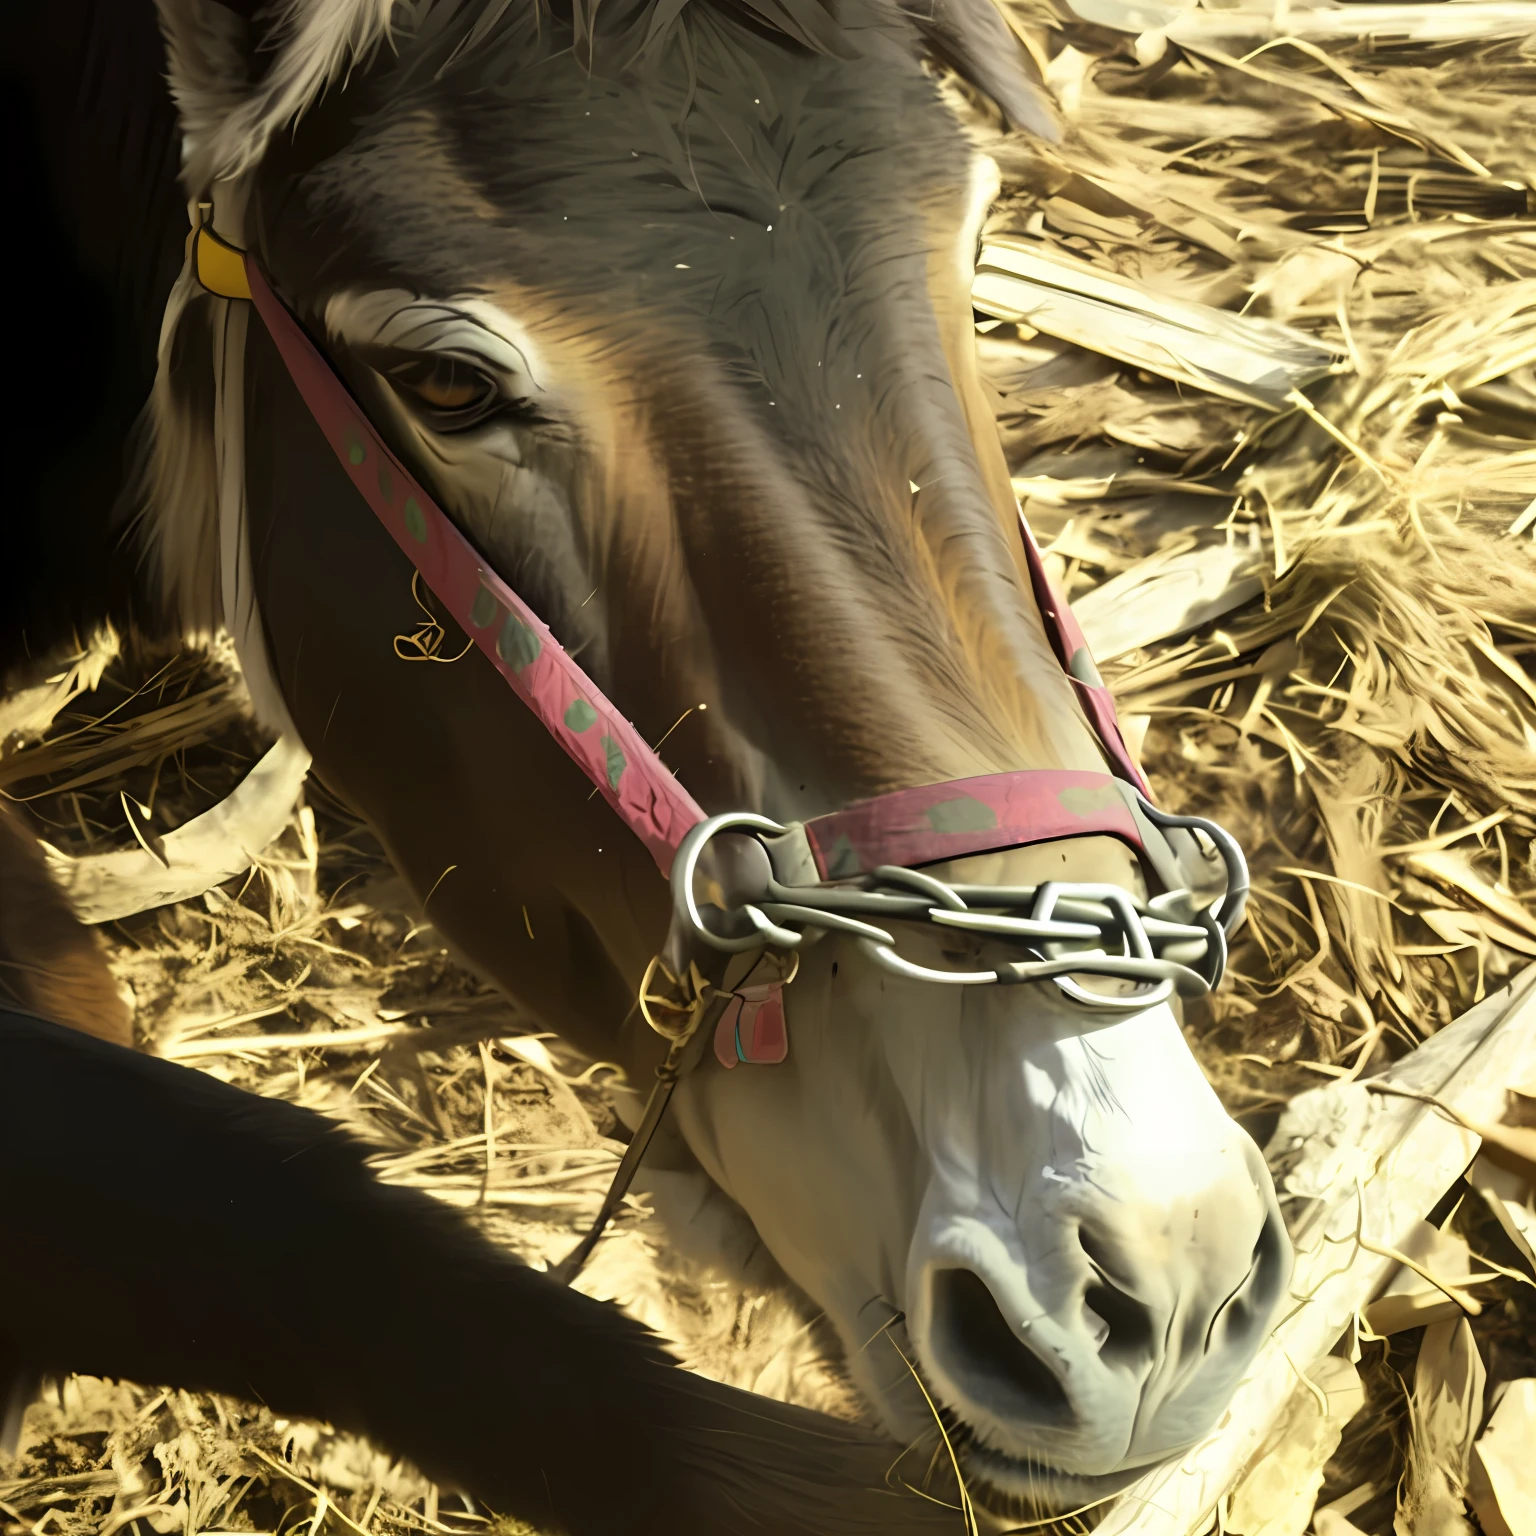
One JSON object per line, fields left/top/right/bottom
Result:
{"left": 824, "top": 834, "right": 860, "bottom": 880}
{"left": 1058, "top": 784, "right": 1121, "bottom": 817}
{"left": 469, "top": 584, "right": 500, "bottom": 629}
{"left": 497, "top": 613, "right": 542, "bottom": 673}
{"left": 925, "top": 796, "right": 997, "bottom": 835}
{"left": 601, "top": 735, "right": 626, "bottom": 789}
{"left": 346, "top": 431, "right": 367, "bottom": 466}
{"left": 403, "top": 498, "right": 427, "bottom": 544}
{"left": 564, "top": 698, "right": 598, "bottom": 733}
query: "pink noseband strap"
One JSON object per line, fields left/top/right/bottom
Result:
{"left": 802, "top": 769, "right": 1146, "bottom": 881}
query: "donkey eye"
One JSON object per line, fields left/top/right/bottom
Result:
{"left": 388, "top": 356, "right": 498, "bottom": 421}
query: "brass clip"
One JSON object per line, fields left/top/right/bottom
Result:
{"left": 638, "top": 955, "right": 712, "bottom": 1043}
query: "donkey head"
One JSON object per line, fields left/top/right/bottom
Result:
{"left": 150, "top": 0, "right": 1289, "bottom": 1510}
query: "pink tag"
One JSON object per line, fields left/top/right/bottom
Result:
{"left": 713, "top": 984, "right": 789, "bottom": 1068}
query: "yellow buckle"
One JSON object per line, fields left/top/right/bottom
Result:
{"left": 188, "top": 215, "right": 253, "bottom": 301}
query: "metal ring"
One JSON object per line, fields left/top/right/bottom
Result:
{"left": 1134, "top": 794, "right": 1249, "bottom": 934}
{"left": 671, "top": 811, "right": 788, "bottom": 954}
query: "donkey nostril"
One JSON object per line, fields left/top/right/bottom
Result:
{"left": 928, "top": 1268, "right": 1071, "bottom": 1424}
{"left": 1078, "top": 1227, "right": 1156, "bottom": 1364}
{"left": 1084, "top": 1279, "right": 1154, "bottom": 1363}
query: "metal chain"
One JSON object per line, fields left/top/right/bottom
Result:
{"left": 668, "top": 795, "right": 1247, "bottom": 1015}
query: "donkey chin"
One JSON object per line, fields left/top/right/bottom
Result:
{"left": 667, "top": 850, "right": 1292, "bottom": 1516}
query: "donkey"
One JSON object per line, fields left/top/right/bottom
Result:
{"left": 10, "top": 0, "right": 1291, "bottom": 1517}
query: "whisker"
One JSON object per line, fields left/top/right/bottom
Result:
{"left": 881, "top": 1331, "right": 980, "bottom": 1536}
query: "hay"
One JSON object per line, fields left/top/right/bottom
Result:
{"left": 970, "top": 0, "right": 1536, "bottom": 1097}
{"left": 4, "top": 3, "right": 1536, "bottom": 1532}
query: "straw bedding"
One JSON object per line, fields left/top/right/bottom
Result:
{"left": 2, "top": 3, "right": 1535, "bottom": 1532}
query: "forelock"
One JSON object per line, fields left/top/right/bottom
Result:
{"left": 160, "top": 0, "right": 1049, "bottom": 190}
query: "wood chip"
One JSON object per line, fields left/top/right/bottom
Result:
{"left": 1470, "top": 1379, "right": 1536, "bottom": 1536}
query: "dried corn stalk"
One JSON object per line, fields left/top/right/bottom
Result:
{"left": 974, "top": 240, "right": 1344, "bottom": 408}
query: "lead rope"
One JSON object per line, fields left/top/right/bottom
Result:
{"left": 547, "top": 958, "right": 725, "bottom": 1284}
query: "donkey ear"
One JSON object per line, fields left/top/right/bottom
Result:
{"left": 910, "top": 0, "right": 1058, "bottom": 140}
{"left": 155, "top": 0, "right": 395, "bottom": 189}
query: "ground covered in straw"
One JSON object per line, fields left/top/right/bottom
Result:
{"left": 4, "top": 1, "right": 1536, "bottom": 1533}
